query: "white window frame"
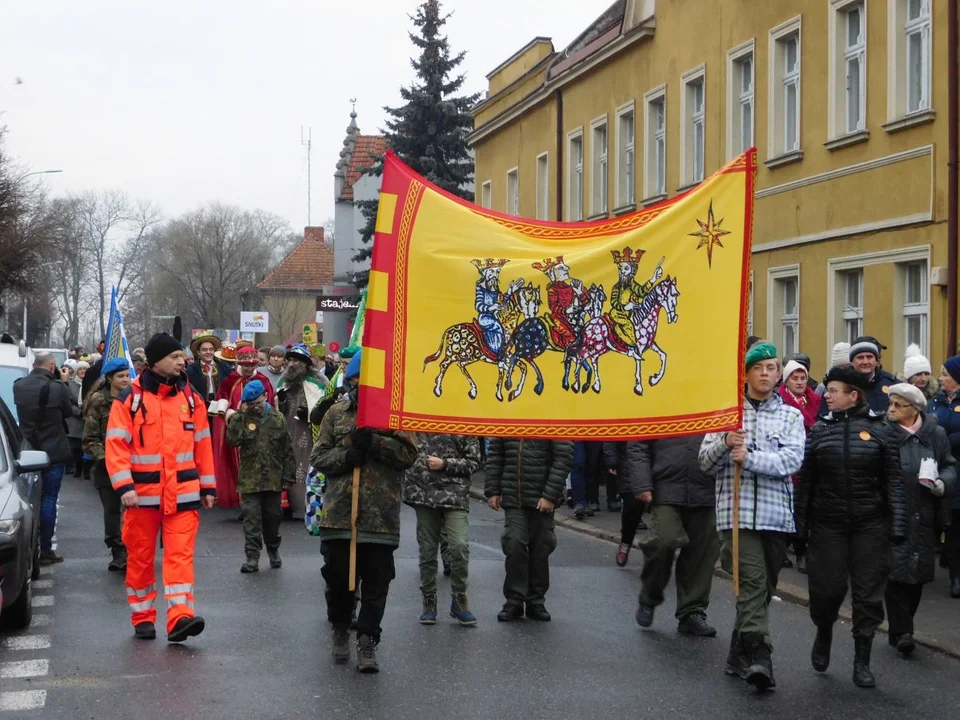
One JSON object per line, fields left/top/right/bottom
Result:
{"left": 886, "top": 0, "right": 933, "bottom": 125}
{"left": 535, "top": 152, "right": 549, "bottom": 221}
{"left": 615, "top": 101, "right": 636, "bottom": 209}
{"left": 767, "top": 265, "right": 800, "bottom": 359}
{"left": 902, "top": 260, "right": 929, "bottom": 355}
{"left": 505, "top": 167, "right": 519, "bottom": 216}
{"left": 567, "top": 129, "right": 584, "bottom": 221}
{"left": 680, "top": 65, "right": 706, "bottom": 187}
{"left": 767, "top": 17, "right": 803, "bottom": 162}
{"left": 643, "top": 84, "right": 667, "bottom": 202}
{"left": 726, "top": 40, "right": 755, "bottom": 161}
{"left": 829, "top": 1, "right": 867, "bottom": 141}
{"left": 841, "top": 268, "right": 864, "bottom": 343}
{"left": 480, "top": 180, "right": 492, "bottom": 209}
{"left": 747, "top": 270, "right": 755, "bottom": 337}
{"left": 590, "top": 115, "right": 609, "bottom": 216}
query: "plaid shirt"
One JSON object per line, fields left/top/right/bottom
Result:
{"left": 699, "top": 393, "right": 805, "bottom": 533}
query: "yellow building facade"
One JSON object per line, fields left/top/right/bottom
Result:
{"left": 470, "top": 0, "right": 951, "bottom": 378}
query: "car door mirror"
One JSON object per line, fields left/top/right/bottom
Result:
{"left": 15, "top": 450, "right": 50, "bottom": 473}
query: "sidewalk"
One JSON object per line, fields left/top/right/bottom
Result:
{"left": 469, "top": 474, "right": 960, "bottom": 658}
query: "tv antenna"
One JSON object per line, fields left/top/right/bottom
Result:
{"left": 301, "top": 125, "right": 312, "bottom": 226}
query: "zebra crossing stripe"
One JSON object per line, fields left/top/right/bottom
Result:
{"left": 0, "top": 690, "right": 47, "bottom": 712}
{"left": 0, "top": 635, "right": 51, "bottom": 651}
{"left": 0, "top": 659, "right": 49, "bottom": 678}
{"left": 31, "top": 595, "right": 54, "bottom": 607}
{"left": 32, "top": 579, "right": 53, "bottom": 589}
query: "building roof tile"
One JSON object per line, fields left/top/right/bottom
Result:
{"left": 339, "top": 135, "right": 387, "bottom": 201}
{"left": 257, "top": 227, "right": 334, "bottom": 292}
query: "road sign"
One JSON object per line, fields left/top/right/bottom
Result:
{"left": 240, "top": 312, "right": 269, "bottom": 333}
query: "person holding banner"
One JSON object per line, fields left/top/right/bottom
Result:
{"left": 699, "top": 342, "right": 805, "bottom": 690}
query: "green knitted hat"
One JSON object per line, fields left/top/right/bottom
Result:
{"left": 745, "top": 341, "right": 778, "bottom": 369}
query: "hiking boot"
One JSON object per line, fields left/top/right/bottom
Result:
{"left": 951, "top": 576, "right": 960, "bottom": 598}
{"left": 167, "top": 616, "right": 205, "bottom": 643}
{"left": 134, "top": 621, "right": 156, "bottom": 640}
{"left": 635, "top": 602, "right": 654, "bottom": 628}
{"left": 853, "top": 636, "right": 876, "bottom": 688}
{"left": 331, "top": 624, "right": 351, "bottom": 664}
{"left": 419, "top": 593, "right": 438, "bottom": 625}
{"left": 525, "top": 603, "right": 551, "bottom": 622}
{"left": 797, "top": 553, "right": 808, "bottom": 575}
{"left": 615, "top": 542, "right": 631, "bottom": 567}
{"left": 896, "top": 633, "right": 916, "bottom": 656}
{"left": 497, "top": 603, "right": 524, "bottom": 622}
{"left": 724, "top": 632, "right": 748, "bottom": 678}
{"left": 108, "top": 546, "right": 127, "bottom": 572}
{"left": 38, "top": 550, "right": 64, "bottom": 566}
{"left": 450, "top": 593, "right": 478, "bottom": 627}
{"left": 356, "top": 634, "right": 380, "bottom": 673}
{"left": 811, "top": 625, "right": 832, "bottom": 672}
{"left": 267, "top": 548, "right": 282, "bottom": 569}
{"left": 742, "top": 632, "right": 776, "bottom": 690}
{"left": 573, "top": 503, "right": 588, "bottom": 520}
{"left": 240, "top": 556, "right": 259, "bottom": 573}
{"left": 678, "top": 612, "right": 717, "bottom": 637}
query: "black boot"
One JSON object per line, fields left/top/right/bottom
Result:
{"left": 951, "top": 576, "right": 960, "bottom": 599}
{"left": 811, "top": 624, "right": 832, "bottom": 672}
{"left": 724, "top": 632, "right": 748, "bottom": 678}
{"left": 331, "top": 624, "right": 351, "bottom": 664}
{"left": 853, "top": 635, "right": 876, "bottom": 688}
{"left": 742, "top": 632, "right": 776, "bottom": 690}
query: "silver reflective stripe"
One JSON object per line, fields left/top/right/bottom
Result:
{"left": 175, "top": 452, "right": 194, "bottom": 463}
{"left": 129, "top": 600, "right": 154, "bottom": 612}
{"left": 194, "top": 429, "right": 211, "bottom": 442}
{"left": 178, "top": 491, "right": 201, "bottom": 504}
{"left": 110, "top": 469, "right": 132, "bottom": 483}
{"left": 106, "top": 428, "right": 133, "bottom": 442}
{"left": 130, "top": 454, "right": 161, "bottom": 464}
{"left": 199, "top": 475, "right": 216, "bottom": 485}
{"left": 126, "top": 584, "right": 156, "bottom": 599}
{"left": 138, "top": 495, "right": 161, "bottom": 507}
{"left": 164, "top": 583, "right": 193, "bottom": 595}
{"left": 166, "top": 596, "right": 195, "bottom": 610}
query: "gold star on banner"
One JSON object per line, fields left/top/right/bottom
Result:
{"left": 688, "top": 200, "right": 731, "bottom": 268}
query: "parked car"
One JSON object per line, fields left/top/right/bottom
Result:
{"left": 0, "top": 340, "right": 33, "bottom": 423}
{"left": 0, "top": 395, "right": 45, "bottom": 629}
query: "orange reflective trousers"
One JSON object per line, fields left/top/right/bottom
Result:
{"left": 122, "top": 507, "right": 199, "bottom": 633}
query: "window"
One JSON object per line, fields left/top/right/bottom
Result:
{"left": 681, "top": 66, "right": 706, "bottom": 186}
{"left": 615, "top": 103, "right": 636, "bottom": 208}
{"left": 727, "top": 41, "right": 755, "bottom": 159}
{"left": 887, "top": 0, "right": 932, "bottom": 124}
{"left": 480, "top": 181, "right": 492, "bottom": 209}
{"left": 535, "top": 153, "right": 549, "bottom": 221}
{"left": 643, "top": 85, "right": 667, "bottom": 200}
{"left": 768, "top": 17, "right": 802, "bottom": 162}
{"left": 830, "top": 1, "right": 866, "bottom": 139}
{"left": 590, "top": 117, "right": 609, "bottom": 215}
{"left": 902, "top": 261, "right": 928, "bottom": 353}
{"left": 768, "top": 266, "right": 800, "bottom": 358}
{"left": 841, "top": 269, "right": 863, "bottom": 342}
{"left": 567, "top": 130, "right": 584, "bottom": 220}
{"left": 747, "top": 270, "right": 755, "bottom": 337}
{"left": 506, "top": 168, "right": 519, "bottom": 216}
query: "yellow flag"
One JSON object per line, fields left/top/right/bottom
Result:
{"left": 358, "top": 150, "right": 756, "bottom": 439}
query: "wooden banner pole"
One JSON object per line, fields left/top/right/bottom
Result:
{"left": 348, "top": 466, "right": 360, "bottom": 592}
{"left": 732, "top": 462, "right": 741, "bottom": 597}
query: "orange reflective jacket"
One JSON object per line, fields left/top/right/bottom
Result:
{"left": 106, "top": 369, "right": 216, "bottom": 514}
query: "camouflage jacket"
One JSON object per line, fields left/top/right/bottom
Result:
{"left": 225, "top": 406, "right": 296, "bottom": 494}
{"left": 403, "top": 433, "right": 482, "bottom": 511}
{"left": 81, "top": 386, "right": 119, "bottom": 463}
{"left": 310, "top": 396, "right": 418, "bottom": 544}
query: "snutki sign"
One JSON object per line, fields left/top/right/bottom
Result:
{"left": 240, "top": 311, "right": 270, "bottom": 332}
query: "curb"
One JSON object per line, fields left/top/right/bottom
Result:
{"left": 469, "top": 488, "right": 960, "bottom": 660}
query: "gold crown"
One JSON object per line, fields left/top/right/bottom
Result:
{"left": 471, "top": 258, "right": 510, "bottom": 271}
{"left": 532, "top": 256, "right": 565, "bottom": 274}
{"left": 611, "top": 247, "right": 645, "bottom": 265}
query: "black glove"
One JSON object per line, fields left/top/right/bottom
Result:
{"left": 346, "top": 447, "right": 366, "bottom": 467}
{"left": 351, "top": 427, "right": 373, "bottom": 453}
{"left": 295, "top": 405, "right": 308, "bottom": 421}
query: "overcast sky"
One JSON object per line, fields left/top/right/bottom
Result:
{"left": 0, "top": 1, "right": 598, "bottom": 234}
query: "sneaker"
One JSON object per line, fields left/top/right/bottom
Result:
{"left": 108, "top": 546, "right": 127, "bottom": 572}
{"left": 38, "top": 550, "right": 64, "bottom": 566}
{"left": 240, "top": 557, "right": 259, "bottom": 574}
{"left": 332, "top": 625, "right": 351, "bottom": 664}
{"left": 357, "top": 634, "right": 380, "bottom": 673}
{"left": 450, "top": 593, "right": 478, "bottom": 627}
{"left": 497, "top": 603, "right": 524, "bottom": 622}
{"left": 573, "top": 503, "right": 587, "bottom": 520}
{"left": 525, "top": 603, "right": 551, "bottom": 622}
{"left": 615, "top": 543, "right": 631, "bottom": 567}
{"left": 167, "top": 616, "right": 205, "bottom": 643}
{"left": 267, "top": 549, "right": 282, "bottom": 569}
{"left": 134, "top": 621, "right": 156, "bottom": 640}
{"left": 896, "top": 633, "right": 916, "bottom": 656}
{"left": 419, "top": 593, "right": 438, "bottom": 625}
{"left": 677, "top": 612, "right": 717, "bottom": 637}
{"left": 635, "top": 603, "right": 654, "bottom": 628}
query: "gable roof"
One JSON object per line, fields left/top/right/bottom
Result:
{"left": 257, "top": 227, "right": 334, "bottom": 292}
{"left": 338, "top": 135, "right": 387, "bottom": 201}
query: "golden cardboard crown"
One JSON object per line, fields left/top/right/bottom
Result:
{"left": 532, "top": 256, "right": 565, "bottom": 274}
{"left": 471, "top": 258, "right": 510, "bottom": 271}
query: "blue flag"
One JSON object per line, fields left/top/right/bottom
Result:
{"left": 103, "top": 286, "right": 136, "bottom": 377}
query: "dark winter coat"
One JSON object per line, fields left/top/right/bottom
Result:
{"left": 603, "top": 436, "right": 713, "bottom": 507}
{"left": 928, "top": 390, "right": 960, "bottom": 510}
{"left": 13, "top": 368, "right": 73, "bottom": 465}
{"left": 484, "top": 438, "right": 575, "bottom": 509}
{"left": 186, "top": 360, "right": 233, "bottom": 401}
{"left": 795, "top": 404, "right": 907, "bottom": 539}
{"left": 65, "top": 380, "right": 84, "bottom": 440}
{"left": 888, "top": 416, "right": 958, "bottom": 585}
{"left": 403, "top": 434, "right": 482, "bottom": 511}
{"left": 817, "top": 368, "right": 897, "bottom": 417}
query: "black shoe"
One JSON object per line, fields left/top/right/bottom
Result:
{"left": 797, "top": 553, "right": 808, "bottom": 575}
{"left": 267, "top": 549, "right": 282, "bottom": 569}
{"left": 951, "top": 576, "right": 960, "bottom": 598}
{"left": 573, "top": 503, "right": 587, "bottom": 520}
{"left": 240, "top": 557, "right": 259, "bottom": 573}
{"left": 635, "top": 602, "right": 654, "bottom": 628}
{"left": 853, "top": 636, "right": 876, "bottom": 688}
{"left": 588, "top": 502, "right": 601, "bottom": 514}
{"left": 497, "top": 603, "right": 524, "bottom": 622}
{"left": 896, "top": 632, "right": 916, "bottom": 657}
{"left": 677, "top": 612, "right": 717, "bottom": 637}
{"left": 167, "top": 616, "right": 205, "bottom": 643}
{"left": 782, "top": 556, "right": 794, "bottom": 569}
{"left": 356, "top": 634, "right": 380, "bottom": 673}
{"left": 742, "top": 632, "right": 776, "bottom": 689}
{"left": 108, "top": 546, "right": 127, "bottom": 572}
{"left": 525, "top": 603, "right": 551, "bottom": 622}
{"left": 134, "top": 621, "right": 156, "bottom": 640}
{"left": 332, "top": 624, "right": 351, "bottom": 664}
{"left": 724, "top": 632, "right": 748, "bottom": 678}
{"left": 811, "top": 625, "right": 832, "bottom": 672}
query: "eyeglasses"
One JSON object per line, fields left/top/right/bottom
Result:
{"left": 888, "top": 401, "right": 912, "bottom": 410}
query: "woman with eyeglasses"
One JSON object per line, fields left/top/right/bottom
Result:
{"left": 883, "top": 383, "right": 956, "bottom": 656}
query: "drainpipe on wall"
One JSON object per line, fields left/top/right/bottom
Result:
{"left": 555, "top": 89, "right": 564, "bottom": 221}
{"left": 949, "top": 0, "right": 959, "bottom": 354}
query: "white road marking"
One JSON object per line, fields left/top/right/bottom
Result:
{"left": 0, "top": 659, "right": 49, "bottom": 678}
{"left": 30, "top": 614, "right": 51, "bottom": 627}
{"left": 0, "top": 635, "right": 51, "bottom": 651}
{"left": 32, "top": 579, "right": 52, "bottom": 589}
{"left": 38, "top": 567, "right": 52, "bottom": 576}
{"left": 31, "top": 595, "right": 54, "bottom": 608}
{"left": 0, "top": 690, "right": 47, "bottom": 711}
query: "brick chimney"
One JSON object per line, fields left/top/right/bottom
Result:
{"left": 304, "top": 226, "right": 325, "bottom": 244}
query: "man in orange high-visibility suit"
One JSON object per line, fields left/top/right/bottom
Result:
{"left": 106, "top": 333, "right": 217, "bottom": 642}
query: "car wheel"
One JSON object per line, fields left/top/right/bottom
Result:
{"left": 2, "top": 568, "right": 33, "bottom": 630}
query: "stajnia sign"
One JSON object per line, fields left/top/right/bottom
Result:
{"left": 317, "top": 297, "right": 360, "bottom": 311}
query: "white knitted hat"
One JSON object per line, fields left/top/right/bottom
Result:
{"left": 903, "top": 343, "right": 932, "bottom": 379}
{"left": 830, "top": 342, "right": 851, "bottom": 368}
{"left": 888, "top": 382, "right": 927, "bottom": 412}
{"left": 782, "top": 360, "right": 807, "bottom": 382}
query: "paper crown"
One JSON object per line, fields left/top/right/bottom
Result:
{"left": 611, "top": 247, "right": 645, "bottom": 265}
{"left": 532, "top": 256, "right": 566, "bottom": 274}
{"left": 471, "top": 258, "right": 510, "bottom": 272}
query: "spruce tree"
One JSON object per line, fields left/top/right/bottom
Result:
{"left": 352, "top": 0, "right": 481, "bottom": 288}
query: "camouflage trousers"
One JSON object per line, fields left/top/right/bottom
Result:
{"left": 414, "top": 507, "right": 469, "bottom": 596}
{"left": 241, "top": 491, "right": 282, "bottom": 559}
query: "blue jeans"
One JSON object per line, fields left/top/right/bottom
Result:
{"left": 39, "top": 464, "right": 64, "bottom": 552}
{"left": 570, "top": 442, "right": 589, "bottom": 506}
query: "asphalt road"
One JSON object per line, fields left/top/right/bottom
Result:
{"left": 1, "top": 476, "right": 957, "bottom": 719}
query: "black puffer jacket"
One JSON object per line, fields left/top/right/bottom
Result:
{"left": 603, "top": 436, "right": 713, "bottom": 507}
{"left": 795, "top": 404, "right": 906, "bottom": 538}
{"left": 484, "top": 438, "right": 575, "bottom": 509}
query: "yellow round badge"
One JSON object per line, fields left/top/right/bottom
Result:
{"left": 954, "top": 406, "right": 960, "bottom": 412}
{"left": 881, "top": 386, "right": 889, "bottom": 394}
{"left": 860, "top": 431, "right": 871, "bottom": 441}
{"left": 181, "top": 404, "right": 189, "bottom": 412}
{"left": 248, "top": 423, "right": 257, "bottom": 431}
